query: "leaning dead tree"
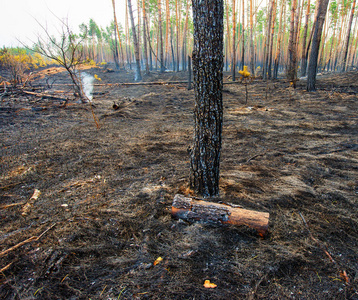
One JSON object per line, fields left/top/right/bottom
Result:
{"left": 190, "top": 0, "right": 224, "bottom": 197}
{"left": 31, "top": 19, "right": 88, "bottom": 102}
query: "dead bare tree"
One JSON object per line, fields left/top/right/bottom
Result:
{"left": 30, "top": 19, "right": 88, "bottom": 102}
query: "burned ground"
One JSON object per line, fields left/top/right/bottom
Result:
{"left": 0, "top": 66, "right": 357, "bottom": 299}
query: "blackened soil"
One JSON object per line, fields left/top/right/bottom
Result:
{"left": 0, "top": 66, "right": 357, "bottom": 299}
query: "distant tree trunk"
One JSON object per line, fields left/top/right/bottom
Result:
{"left": 263, "top": 0, "right": 273, "bottom": 79}
{"left": 287, "top": 0, "right": 297, "bottom": 83}
{"left": 191, "top": 0, "right": 224, "bottom": 197}
{"left": 273, "top": 0, "right": 285, "bottom": 79}
{"left": 232, "top": 0, "right": 237, "bottom": 81}
{"left": 142, "top": 0, "right": 149, "bottom": 74}
{"left": 125, "top": 0, "right": 132, "bottom": 69}
{"left": 307, "top": 0, "right": 329, "bottom": 91}
{"left": 182, "top": 0, "right": 190, "bottom": 71}
{"left": 241, "top": 0, "right": 245, "bottom": 70}
{"left": 342, "top": 0, "right": 356, "bottom": 72}
{"left": 300, "top": 0, "right": 310, "bottom": 76}
{"left": 267, "top": 0, "right": 276, "bottom": 79}
{"left": 225, "top": 0, "right": 231, "bottom": 72}
{"left": 112, "top": 1, "right": 125, "bottom": 68}
{"left": 158, "top": 0, "right": 165, "bottom": 72}
{"left": 165, "top": 0, "right": 170, "bottom": 67}
{"left": 112, "top": 22, "right": 120, "bottom": 70}
{"left": 249, "top": 0, "right": 255, "bottom": 73}
{"left": 175, "top": 0, "right": 180, "bottom": 71}
{"left": 317, "top": 16, "right": 328, "bottom": 71}
{"left": 348, "top": 19, "right": 358, "bottom": 68}
{"left": 326, "top": 25, "right": 336, "bottom": 72}
{"left": 188, "top": 55, "right": 192, "bottom": 90}
{"left": 128, "top": 0, "right": 142, "bottom": 81}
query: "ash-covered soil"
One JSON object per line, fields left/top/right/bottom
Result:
{"left": 0, "top": 65, "right": 357, "bottom": 299}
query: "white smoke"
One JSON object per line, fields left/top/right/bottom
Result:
{"left": 81, "top": 72, "right": 95, "bottom": 101}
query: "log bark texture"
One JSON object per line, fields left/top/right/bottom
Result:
{"left": 172, "top": 194, "right": 269, "bottom": 236}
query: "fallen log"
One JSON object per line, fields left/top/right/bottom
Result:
{"left": 171, "top": 194, "right": 269, "bottom": 236}
{"left": 21, "top": 90, "right": 68, "bottom": 101}
{"left": 50, "top": 80, "right": 245, "bottom": 87}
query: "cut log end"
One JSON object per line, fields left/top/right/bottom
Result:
{"left": 171, "top": 194, "right": 269, "bottom": 236}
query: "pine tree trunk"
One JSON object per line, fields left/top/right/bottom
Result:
{"left": 165, "top": 0, "right": 170, "bottom": 67}
{"left": 342, "top": 0, "right": 356, "bottom": 72}
{"left": 125, "top": 0, "right": 132, "bottom": 69}
{"left": 307, "top": 0, "right": 329, "bottom": 91}
{"left": 267, "top": 0, "right": 276, "bottom": 79}
{"left": 273, "top": 0, "right": 285, "bottom": 79}
{"left": 326, "top": 26, "right": 336, "bottom": 72}
{"left": 287, "top": 0, "right": 297, "bottom": 83}
{"left": 241, "top": 0, "right": 245, "bottom": 70}
{"left": 182, "top": 0, "right": 190, "bottom": 71}
{"left": 300, "top": 0, "right": 310, "bottom": 77}
{"left": 232, "top": 0, "right": 236, "bottom": 81}
{"left": 191, "top": 0, "right": 224, "bottom": 198}
{"left": 128, "top": 0, "right": 142, "bottom": 80}
{"left": 225, "top": 0, "right": 231, "bottom": 72}
{"left": 263, "top": 0, "right": 273, "bottom": 79}
{"left": 249, "top": 0, "right": 255, "bottom": 74}
{"left": 348, "top": 19, "right": 358, "bottom": 68}
{"left": 112, "top": 21, "right": 120, "bottom": 70}
{"left": 158, "top": 0, "right": 165, "bottom": 72}
{"left": 142, "top": 0, "right": 149, "bottom": 74}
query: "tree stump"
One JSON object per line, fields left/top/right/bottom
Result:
{"left": 171, "top": 194, "right": 269, "bottom": 236}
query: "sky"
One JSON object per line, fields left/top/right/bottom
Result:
{"left": 0, "top": 0, "right": 127, "bottom": 47}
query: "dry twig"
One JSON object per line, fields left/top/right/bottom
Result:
{"left": 0, "top": 223, "right": 56, "bottom": 258}
{"left": 299, "top": 212, "right": 350, "bottom": 284}
{"left": 21, "top": 189, "right": 41, "bottom": 216}
{"left": 0, "top": 202, "right": 25, "bottom": 210}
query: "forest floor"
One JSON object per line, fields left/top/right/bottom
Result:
{"left": 0, "top": 64, "right": 357, "bottom": 299}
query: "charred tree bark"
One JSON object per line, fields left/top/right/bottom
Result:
{"left": 307, "top": 0, "right": 329, "bottom": 91}
{"left": 127, "top": 0, "right": 142, "bottom": 81}
{"left": 190, "top": 0, "right": 224, "bottom": 198}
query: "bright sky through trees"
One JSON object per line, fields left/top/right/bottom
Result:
{"left": 0, "top": 0, "right": 127, "bottom": 47}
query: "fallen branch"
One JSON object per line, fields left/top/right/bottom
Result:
{"left": 299, "top": 212, "right": 350, "bottom": 284}
{"left": 0, "top": 202, "right": 25, "bottom": 210}
{"left": 246, "top": 151, "right": 267, "bottom": 163}
{"left": 0, "top": 236, "right": 38, "bottom": 257}
{"left": 48, "top": 80, "right": 247, "bottom": 88}
{"left": 0, "top": 262, "right": 13, "bottom": 273}
{"left": 21, "top": 90, "right": 68, "bottom": 101}
{"left": 299, "top": 212, "right": 335, "bottom": 262}
{"left": 21, "top": 72, "right": 33, "bottom": 88}
{"left": 0, "top": 223, "right": 56, "bottom": 258}
{"left": 21, "top": 189, "right": 41, "bottom": 216}
{"left": 172, "top": 194, "right": 270, "bottom": 236}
